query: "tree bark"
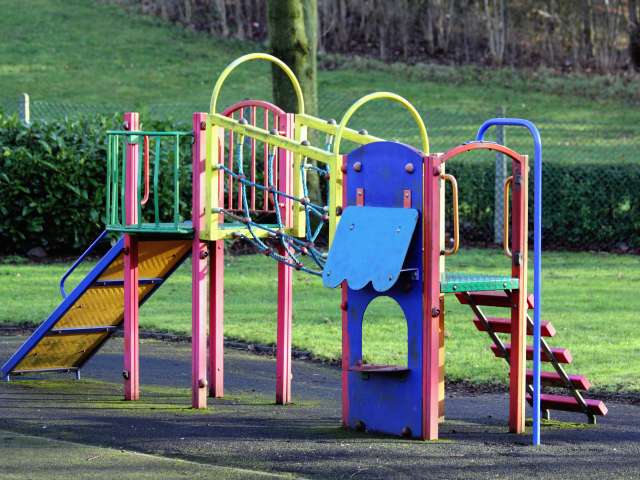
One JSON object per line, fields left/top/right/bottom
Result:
{"left": 267, "top": 0, "right": 317, "bottom": 114}
{"left": 630, "top": 0, "right": 640, "bottom": 71}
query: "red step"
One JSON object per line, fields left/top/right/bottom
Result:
{"left": 490, "top": 344, "right": 572, "bottom": 364}
{"left": 456, "top": 291, "right": 534, "bottom": 309}
{"left": 526, "top": 370, "right": 591, "bottom": 390}
{"left": 473, "top": 317, "right": 556, "bottom": 337}
{"left": 527, "top": 393, "right": 608, "bottom": 416}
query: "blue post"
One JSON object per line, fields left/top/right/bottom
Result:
{"left": 476, "top": 118, "right": 542, "bottom": 446}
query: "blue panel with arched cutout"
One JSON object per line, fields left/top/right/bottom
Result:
{"left": 338, "top": 141, "right": 427, "bottom": 439}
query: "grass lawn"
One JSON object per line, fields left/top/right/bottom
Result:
{"left": 0, "top": 1, "right": 638, "bottom": 394}
{"left": 1, "top": 0, "right": 639, "bottom": 162}
{"left": 1, "top": 248, "right": 638, "bottom": 393}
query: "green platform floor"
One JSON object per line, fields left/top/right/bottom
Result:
{"left": 440, "top": 272, "right": 518, "bottom": 293}
{"left": 106, "top": 222, "right": 194, "bottom": 236}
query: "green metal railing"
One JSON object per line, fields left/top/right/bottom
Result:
{"left": 105, "top": 130, "right": 193, "bottom": 235}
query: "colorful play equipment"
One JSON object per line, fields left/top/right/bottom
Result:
{"left": 1, "top": 53, "right": 607, "bottom": 445}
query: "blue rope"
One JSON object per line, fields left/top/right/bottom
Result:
{"left": 225, "top": 134, "right": 329, "bottom": 275}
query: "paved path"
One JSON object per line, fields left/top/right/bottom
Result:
{"left": 1, "top": 335, "right": 639, "bottom": 479}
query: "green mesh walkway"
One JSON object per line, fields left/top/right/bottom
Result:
{"left": 107, "top": 222, "right": 193, "bottom": 235}
{"left": 440, "top": 273, "right": 518, "bottom": 293}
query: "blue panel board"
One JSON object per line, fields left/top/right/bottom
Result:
{"left": 339, "top": 141, "right": 426, "bottom": 439}
{"left": 323, "top": 206, "right": 418, "bottom": 292}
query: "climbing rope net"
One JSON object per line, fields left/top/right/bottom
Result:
{"left": 214, "top": 119, "right": 333, "bottom": 276}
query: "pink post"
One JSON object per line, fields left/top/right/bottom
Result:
{"left": 123, "top": 112, "right": 140, "bottom": 401}
{"left": 275, "top": 113, "right": 294, "bottom": 404}
{"left": 191, "top": 113, "right": 208, "bottom": 408}
{"left": 209, "top": 132, "right": 225, "bottom": 398}
{"left": 209, "top": 239, "right": 224, "bottom": 397}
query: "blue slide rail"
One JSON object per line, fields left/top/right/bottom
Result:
{"left": 59, "top": 230, "right": 109, "bottom": 298}
{"left": 476, "top": 118, "right": 543, "bottom": 446}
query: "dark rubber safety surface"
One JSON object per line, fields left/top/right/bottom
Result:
{"left": 1, "top": 335, "right": 639, "bottom": 479}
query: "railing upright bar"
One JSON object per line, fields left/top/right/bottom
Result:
{"left": 236, "top": 108, "right": 244, "bottom": 210}
{"left": 137, "top": 135, "right": 143, "bottom": 226}
{"left": 106, "top": 135, "right": 112, "bottom": 225}
{"left": 229, "top": 122, "right": 234, "bottom": 210}
{"left": 173, "top": 134, "right": 180, "bottom": 226}
{"left": 120, "top": 135, "right": 126, "bottom": 226}
{"left": 111, "top": 136, "right": 119, "bottom": 226}
{"left": 154, "top": 137, "right": 160, "bottom": 225}
{"left": 264, "top": 108, "right": 269, "bottom": 210}
{"left": 251, "top": 106, "right": 256, "bottom": 210}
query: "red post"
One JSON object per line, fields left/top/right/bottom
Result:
{"left": 275, "top": 113, "right": 294, "bottom": 404}
{"left": 422, "top": 154, "right": 442, "bottom": 440}
{"left": 191, "top": 113, "right": 208, "bottom": 408}
{"left": 123, "top": 112, "right": 140, "bottom": 401}
{"left": 509, "top": 156, "right": 529, "bottom": 433}
{"left": 209, "top": 130, "right": 225, "bottom": 398}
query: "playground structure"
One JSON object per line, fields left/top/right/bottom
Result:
{"left": 1, "top": 54, "right": 608, "bottom": 445}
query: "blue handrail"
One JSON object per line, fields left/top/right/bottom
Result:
{"left": 476, "top": 118, "right": 543, "bottom": 447}
{"left": 59, "top": 230, "right": 109, "bottom": 298}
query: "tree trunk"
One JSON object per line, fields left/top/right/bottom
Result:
{"left": 267, "top": 0, "right": 320, "bottom": 201}
{"left": 630, "top": 0, "right": 640, "bottom": 71}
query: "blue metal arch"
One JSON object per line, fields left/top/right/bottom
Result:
{"left": 476, "top": 118, "right": 543, "bottom": 446}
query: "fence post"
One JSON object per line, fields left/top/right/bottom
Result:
{"left": 19, "top": 93, "right": 30, "bottom": 125}
{"left": 494, "top": 106, "right": 507, "bottom": 244}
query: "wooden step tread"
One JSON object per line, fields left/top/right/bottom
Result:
{"left": 490, "top": 344, "right": 572, "bottom": 364}
{"left": 473, "top": 317, "right": 556, "bottom": 337}
{"left": 527, "top": 393, "right": 607, "bottom": 416}
{"left": 526, "top": 370, "right": 591, "bottom": 390}
{"left": 349, "top": 363, "right": 410, "bottom": 375}
{"left": 456, "top": 291, "right": 534, "bottom": 309}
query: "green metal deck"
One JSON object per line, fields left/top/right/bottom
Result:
{"left": 107, "top": 222, "right": 194, "bottom": 236}
{"left": 440, "top": 272, "right": 518, "bottom": 293}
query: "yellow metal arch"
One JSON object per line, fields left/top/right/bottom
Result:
{"left": 333, "top": 92, "right": 430, "bottom": 156}
{"left": 209, "top": 53, "right": 306, "bottom": 115}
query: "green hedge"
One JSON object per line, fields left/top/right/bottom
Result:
{"left": 0, "top": 114, "right": 191, "bottom": 254}
{"left": 447, "top": 159, "right": 640, "bottom": 251}
{"left": 0, "top": 114, "right": 638, "bottom": 255}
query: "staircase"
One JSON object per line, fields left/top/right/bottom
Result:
{"left": 456, "top": 290, "right": 608, "bottom": 423}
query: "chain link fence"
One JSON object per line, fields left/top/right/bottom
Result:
{"left": 2, "top": 93, "right": 638, "bottom": 252}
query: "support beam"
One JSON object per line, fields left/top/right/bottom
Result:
{"left": 275, "top": 112, "right": 294, "bottom": 405}
{"left": 209, "top": 240, "right": 224, "bottom": 397}
{"left": 192, "top": 112, "right": 208, "bottom": 409}
{"left": 422, "top": 154, "right": 442, "bottom": 440}
{"left": 508, "top": 156, "right": 529, "bottom": 433}
{"left": 123, "top": 111, "right": 140, "bottom": 401}
{"left": 340, "top": 156, "right": 350, "bottom": 426}
{"left": 276, "top": 247, "right": 293, "bottom": 404}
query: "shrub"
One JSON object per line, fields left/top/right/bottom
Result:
{"left": 0, "top": 113, "right": 637, "bottom": 255}
{"left": 0, "top": 114, "right": 191, "bottom": 255}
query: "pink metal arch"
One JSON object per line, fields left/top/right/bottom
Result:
{"left": 221, "top": 99, "right": 288, "bottom": 214}
{"left": 439, "top": 141, "right": 526, "bottom": 165}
